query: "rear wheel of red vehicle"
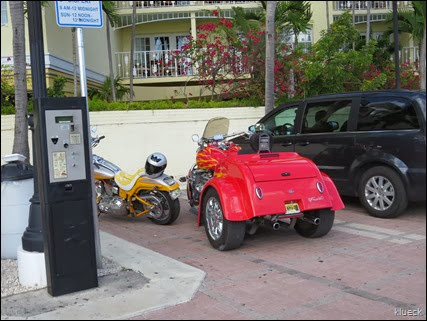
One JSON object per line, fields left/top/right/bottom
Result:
{"left": 295, "top": 209, "right": 335, "bottom": 238}
{"left": 202, "top": 189, "right": 245, "bottom": 251}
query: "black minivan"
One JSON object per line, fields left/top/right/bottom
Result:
{"left": 245, "top": 90, "right": 426, "bottom": 218}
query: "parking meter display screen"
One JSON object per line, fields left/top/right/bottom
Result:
{"left": 55, "top": 116, "right": 73, "bottom": 123}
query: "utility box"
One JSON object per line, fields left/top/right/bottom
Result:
{"left": 34, "top": 97, "right": 98, "bottom": 296}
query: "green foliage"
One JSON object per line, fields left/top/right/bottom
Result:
{"left": 88, "top": 97, "right": 263, "bottom": 112}
{"left": 47, "top": 76, "right": 66, "bottom": 97}
{"left": 88, "top": 76, "right": 130, "bottom": 102}
{"left": 1, "top": 65, "right": 15, "bottom": 107}
{"left": 313, "top": 12, "right": 359, "bottom": 57}
{"left": 300, "top": 13, "right": 376, "bottom": 96}
{"left": 385, "top": 1, "right": 426, "bottom": 47}
{"left": 275, "top": 1, "right": 312, "bottom": 38}
{"left": 361, "top": 73, "right": 387, "bottom": 91}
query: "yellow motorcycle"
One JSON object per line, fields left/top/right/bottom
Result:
{"left": 92, "top": 135, "right": 181, "bottom": 225}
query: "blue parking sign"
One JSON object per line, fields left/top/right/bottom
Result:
{"left": 55, "top": 1, "right": 103, "bottom": 28}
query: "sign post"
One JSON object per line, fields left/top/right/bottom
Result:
{"left": 55, "top": 1, "right": 103, "bottom": 269}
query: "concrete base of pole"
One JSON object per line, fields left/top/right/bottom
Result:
{"left": 17, "top": 245, "right": 46, "bottom": 288}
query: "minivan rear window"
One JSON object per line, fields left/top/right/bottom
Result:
{"left": 357, "top": 97, "right": 420, "bottom": 131}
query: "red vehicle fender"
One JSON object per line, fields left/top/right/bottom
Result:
{"left": 197, "top": 177, "right": 252, "bottom": 225}
{"left": 321, "top": 172, "right": 345, "bottom": 211}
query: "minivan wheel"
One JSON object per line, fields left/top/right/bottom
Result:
{"left": 358, "top": 166, "right": 407, "bottom": 218}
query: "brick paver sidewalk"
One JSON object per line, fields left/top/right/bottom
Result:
{"left": 100, "top": 197, "right": 426, "bottom": 320}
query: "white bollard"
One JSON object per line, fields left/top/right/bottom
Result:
{"left": 17, "top": 245, "right": 47, "bottom": 288}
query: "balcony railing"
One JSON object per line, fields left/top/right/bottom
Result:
{"left": 334, "top": 1, "right": 412, "bottom": 11}
{"left": 115, "top": 49, "right": 249, "bottom": 79}
{"left": 116, "top": 50, "right": 194, "bottom": 79}
{"left": 116, "top": 1, "right": 258, "bottom": 9}
{"left": 401, "top": 47, "right": 419, "bottom": 65}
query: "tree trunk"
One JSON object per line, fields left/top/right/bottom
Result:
{"left": 366, "top": 0, "right": 371, "bottom": 45}
{"left": 106, "top": 22, "right": 117, "bottom": 102}
{"left": 265, "top": 1, "right": 277, "bottom": 115}
{"left": 129, "top": 1, "right": 136, "bottom": 102}
{"left": 326, "top": 1, "right": 330, "bottom": 31}
{"left": 10, "top": 1, "right": 29, "bottom": 162}
{"left": 352, "top": 1, "right": 356, "bottom": 50}
{"left": 72, "top": 27, "right": 78, "bottom": 96}
{"left": 421, "top": 25, "right": 426, "bottom": 90}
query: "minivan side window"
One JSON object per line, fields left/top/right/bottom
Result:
{"left": 263, "top": 105, "right": 298, "bottom": 135}
{"left": 358, "top": 98, "right": 420, "bottom": 131}
{"left": 301, "top": 100, "right": 352, "bottom": 134}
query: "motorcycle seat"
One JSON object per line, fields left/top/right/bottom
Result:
{"left": 114, "top": 168, "right": 145, "bottom": 191}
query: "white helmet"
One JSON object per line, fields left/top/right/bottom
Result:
{"left": 145, "top": 152, "right": 167, "bottom": 178}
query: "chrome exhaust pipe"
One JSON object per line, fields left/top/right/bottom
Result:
{"left": 303, "top": 216, "right": 320, "bottom": 225}
{"left": 272, "top": 222, "right": 281, "bottom": 230}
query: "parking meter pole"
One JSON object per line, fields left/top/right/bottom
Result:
{"left": 21, "top": 1, "right": 46, "bottom": 252}
{"left": 77, "top": 27, "right": 103, "bottom": 268}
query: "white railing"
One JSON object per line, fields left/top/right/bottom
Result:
{"left": 115, "top": 49, "right": 249, "bottom": 79}
{"left": 401, "top": 47, "right": 419, "bottom": 65}
{"left": 116, "top": 1, "right": 257, "bottom": 9}
{"left": 116, "top": 50, "right": 194, "bottom": 78}
{"left": 334, "top": 1, "right": 412, "bottom": 11}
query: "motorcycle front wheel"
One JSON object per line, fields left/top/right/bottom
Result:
{"left": 145, "top": 191, "right": 180, "bottom": 225}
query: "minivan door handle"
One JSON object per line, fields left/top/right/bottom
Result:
{"left": 297, "top": 141, "right": 310, "bottom": 146}
{"left": 281, "top": 142, "right": 292, "bottom": 147}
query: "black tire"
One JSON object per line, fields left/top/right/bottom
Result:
{"left": 202, "top": 189, "right": 245, "bottom": 251}
{"left": 148, "top": 191, "right": 180, "bottom": 225}
{"left": 358, "top": 166, "right": 407, "bottom": 218}
{"left": 295, "top": 209, "right": 335, "bottom": 238}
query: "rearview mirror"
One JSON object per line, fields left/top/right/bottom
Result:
{"left": 91, "top": 126, "right": 97, "bottom": 133}
{"left": 328, "top": 121, "right": 339, "bottom": 131}
{"left": 248, "top": 125, "right": 255, "bottom": 133}
{"left": 192, "top": 134, "right": 200, "bottom": 143}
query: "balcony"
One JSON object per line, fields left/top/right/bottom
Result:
{"left": 116, "top": 1, "right": 259, "bottom": 10}
{"left": 116, "top": 50, "right": 194, "bottom": 80}
{"left": 114, "top": 1, "right": 262, "bottom": 28}
{"left": 333, "top": 1, "right": 412, "bottom": 11}
{"left": 115, "top": 49, "right": 249, "bottom": 81}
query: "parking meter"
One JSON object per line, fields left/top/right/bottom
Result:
{"left": 34, "top": 97, "right": 98, "bottom": 296}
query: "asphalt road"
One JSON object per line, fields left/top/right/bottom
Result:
{"left": 99, "top": 196, "right": 426, "bottom": 320}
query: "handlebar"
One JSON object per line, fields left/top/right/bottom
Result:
{"left": 198, "top": 131, "right": 250, "bottom": 150}
{"left": 91, "top": 135, "right": 105, "bottom": 148}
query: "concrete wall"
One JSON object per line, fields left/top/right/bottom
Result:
{"left": 1, "top": 107, "right": 265, "bottom": 178}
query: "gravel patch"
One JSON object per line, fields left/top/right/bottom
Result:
{"left": 1, "top": 257, "right": 123, "bottom": 298}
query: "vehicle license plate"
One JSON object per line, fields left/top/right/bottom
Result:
{"left": 285, "top": 203, "right": 300, "bottom": 214}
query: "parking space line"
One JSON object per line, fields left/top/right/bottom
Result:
{"left": 333, "top": 226, "right": 389, "bottom": 239}
{"left": 344, "top": 223, "right": 405, "bottom": 236}
{"left": 333, "top": 221, "right": 425, "bottom": 245}
{"left": 403, "top": 234, "right": 426, "bottom": 240}
{"left": 388, "top": 238, "right": 413, "bottom": 244}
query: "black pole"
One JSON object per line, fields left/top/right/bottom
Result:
{"left": 21, "top": 1, "right": 46, "bottom": 252}
{"left": 393, "top": 1, "right": 401, "bottom": 90}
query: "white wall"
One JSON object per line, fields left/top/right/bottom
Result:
{"left": 1, "top": 107, "right": 265, "bottom": 178}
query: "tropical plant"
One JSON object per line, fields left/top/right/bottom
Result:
{"left": 47, "top": 76, "right": 67, "bottom": 97}
{"left": 88, "top": 76, "right": 131, "bottom": 102}
{"left": 385, "top": 1, "right": 426, "bottom": 90}
{"left": 1, "top": 64, "right": 15, "bottom": 107}
{"left": 275, "top": 1, "right": 312, "bottom": 50}
{"left": 102, "top": 1, "right": 120, "bottom": 101}
{"left": 300, "top": 12, "right": 375, "bottom": 95}
{"left": 265, "top": 1, "right": 277, "bottom": 114}
{"left": 129, "top": 1, "right": 137, "bottom": 102}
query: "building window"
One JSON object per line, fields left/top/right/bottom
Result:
{"left": 1, "top": 1, "right": 8, "bottom": 25}
{"left": 279, "top": 28, "right": 312, "bottom": 52}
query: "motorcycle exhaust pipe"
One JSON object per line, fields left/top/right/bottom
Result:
{"left": 302, "top": 216, "right": 320, "bottom": 225}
